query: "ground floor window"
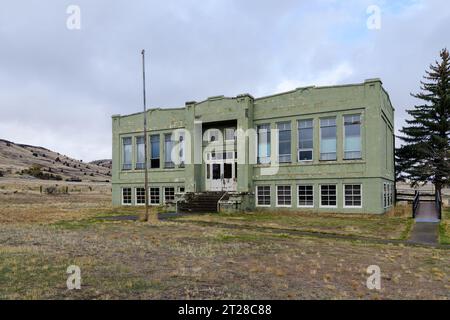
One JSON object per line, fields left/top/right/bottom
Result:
{"left": 164, "top": 187, "right": 175, "bottom": 203}
{"left": 384, "top": 183, "right": 393, "bottom": 208}
{"left": 344, "top": 184, "right": 362, "bottom": 207}
{"left": 277, "top": 185, "right": 291, "bottom": 207}
{"left": 135, "top": 187, "right": 146, "bottom": 205}
{"left": 320, "top": 185, "right": 337, "bottom": 207}
{"left": 256, "top": 186, "right": 271, "bottom": 206}
{"left": 122, "top": 188, "right": 132, "bottom": 205}
{"left": 298, "top": 185, "right": 314, "bottom": 207}
{"left": 179, "top": 186, "right": 185, "bottom": 193}
{"left": 150, "top": 187, "right": 160, "bottom": 205}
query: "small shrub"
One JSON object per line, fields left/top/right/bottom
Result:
{"left": 0, "top": 171, "right": 4, "bottom": 177}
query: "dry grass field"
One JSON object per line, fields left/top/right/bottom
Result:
{"left": 0, "top": 179, "right": 449, "bottom": 300}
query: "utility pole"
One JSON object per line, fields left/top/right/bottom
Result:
{"left": 141, "top": 49, "right": 149, "bottom": 222}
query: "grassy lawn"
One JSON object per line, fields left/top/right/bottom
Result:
{"left": 439, "top": 208, "right": 450, "bottom": 245}
{"left": 0, "top": 188, "right": 448, "bottom": 300}
{"left": 173, "top": 210, "right": 414, "bottom": 240}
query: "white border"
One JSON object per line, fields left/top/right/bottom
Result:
{"left": 255, "top": 185, "right": 271, "bottom": 208}
{"left": 343, "top": 184, "right": 363, "bottom": 209}
{"left": 297, "top": 184, "right": 315, "bottom": 208}
{"left": 135, "top": 187, "right": 145, "bottom": 206}
{"left": 319, "top": 184, "right": 338, "bottom": 208}
{"left": 276, "top": 185, "right": 292, "bottom": 208}
{"left": 121, "top": 187, "right": 132, "bottom": 206}
{"left": 149, "top": 186, "right": 160, "bottom": 206}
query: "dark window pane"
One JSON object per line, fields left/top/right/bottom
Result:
{"left": 224, "top": 163, "right": 232, "bottom": 179}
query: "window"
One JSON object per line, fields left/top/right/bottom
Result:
{"left": 164, "top": 187, "right": 175, "bottom": 203}
{"left": 224, "top": 163, "right": 232, "bottom": 179}
{"left": 164, "top": 134, "right": 175, "bottom": 168}
{"left": 344, "top": 184, "right": 362, "bottom": 207}
{"left": 344, "top": 115, "right": 361, "bottom": 159}
{"left": 277, "top": 122, "right": 291, "bottom": 163}
{"left": 384, "top": 183, "right": 393, "bottom": 208}
{"left": 256, "top": 186, "right": 271, "bottom": 207}
{"left": 206, "top": 164, "right": 210, "bottom": 179}
{"left": 225, "top": 128, "right": 236, "bottom": 141}
{"left": 136, "top": 136, "right": 145, "bottom": 170}
{"left": 135, "top": 187, "right": 146, "bottom": 205}
{"left": 179, "top": 187, "right": 185, "bottom": 193}
{"left": 321, "top": 185, "right": 337, "bottom": 207}
{"left": 122, "top": 188, "right": 132, "bottom": 205}
{"left": 277, "top": 185, "right": 292, "bottom": 207}
{"left": 150, "top": 187, "right": 160, "bottom": 205}
{"left": 298, "top": 120, "right": 313, "bottom": 161}
{"left": 122, "top": 137, "right": 132, "bottom": 170}
{"left": 150, "top": 135, "right": 160, "bottom": 169}
{"left": 389, "top": 184, "right": 393, "bottom": 206}
{"left": 257, "top": 124, "right": 271, "bottom": 164}
{"left": 212, "top": 164, "right": 220, "bottom": 179}
{"left": 298, "top": 185, "right": 314, "bottom": 207}
{"left": 178, "top": 132, "right": 185, "bottom": 167}
{"left": 320, "top": 118, "right": 337, "bottom": 161}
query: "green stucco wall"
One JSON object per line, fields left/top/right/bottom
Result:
{"left": 112, "top": 78, "right": 395, "bottom": 214}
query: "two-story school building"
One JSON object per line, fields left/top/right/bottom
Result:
{"left": 112, "top": 78, "right": 395, "bottom": 214}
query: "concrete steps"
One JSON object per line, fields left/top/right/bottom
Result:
{"left": 178, "top": 192, "right": 225, "bottom": 213}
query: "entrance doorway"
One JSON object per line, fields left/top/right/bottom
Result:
{"left": 205, "top": 152, "right": 237, "bottom": 192}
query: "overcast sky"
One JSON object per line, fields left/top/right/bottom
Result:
{"left": 0, "top": 0, "right": 449, "bottom": 161}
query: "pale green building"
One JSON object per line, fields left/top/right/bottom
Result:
{"left": 112, "top": 78, "right": 395, "bottom": 214}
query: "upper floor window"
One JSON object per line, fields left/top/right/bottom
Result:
{"left": 122, "top": 137, "right": 132, "bottom": 170}
{"left": 298, "top": 120, "right": 313, "bottom": 161}
{"left": 320, "top": 118, "right": 337, "bottom": 161}
{"left": 178, "top": 131, "right": 185, "bottom": 167}
{"left": 164, "top": 134, "right": 175, "bottom": 169}
{"left": 344, "top": 115, "right": 361, "bottom": 159}
{"left": 277, "top": 122, "right": 291, "bottom": 163}
{"left": 257, "top": 124, "right": 271, "bottom": 164}
{"left": 150, "top": 134, "right": 160, "bottom": 169}
{"left": 135, "top": 136, "right": 145, "bottom": 170}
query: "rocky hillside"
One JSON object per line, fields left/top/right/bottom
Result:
{"left": 0, "top": 139, "right": 112, "bottom": 182}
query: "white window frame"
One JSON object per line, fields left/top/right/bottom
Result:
{"left": 343, "top": 114, "right": 362, "bottom": 160}
{"left": 164, "top": 187, "right": 175, "bottom": 204}
{"left": 135, "top": 187, "right": 146, "bottom": 206}
{"left": 149, "top": 187, "right": 160, "bottom": 206}
{"left": 255, "top": 185, "right": 271, "bottom": 207}
{"left": 276, "top": 185, "right": 292, "bottom": 208}
{"left": 319, "top": 117, "right": 337, "bottom": 161}
{"left": 343, "top": 184, "right": 363, "bottom": 209}
{"left": 383, "top": 183, "right": 388, "bottom": 209}
{"left": 297, "top": 119, "right": 314, "bottom": 162}
{"left": 319, "top": 184, "right": 338, "bottom": 208}
{"left": 297, "top": 185, "right": 314, "bottom": 208}
{"left": 121, "top": 187, "right": 132, "bottom": 206}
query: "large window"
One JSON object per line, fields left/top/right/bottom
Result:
{"left": 135, "top": 187, "right": 146, "bottom": 205}
{"left": 136, "top": 136, "right": 145, "bottom": 170}
{"left": 122, "top": 188, "right": 132, "bottom": 205}
{"left": 298, "top": 120, "right": 313, "bottom": 161}
{"left": 256, "top": 186, "right": 271, "bottom": 207}
{"left": 122, "top": 137, "right": 132, "bottom": 170}
{"left": 164, "top": 134, "right": 175, "bottom": 169}
{"left": 344, "top": 184, "right": 362, "bottom": 207}
{"left": 277, "top": 185, "right": 292, "bottom": 207}
{"left": 320, "top": 118, "right": 337, "bottom": 161}
{"left": 277, "top": 122, "right": 291, "bottom": 163}
{"left": 257, "top": 124, "right": 271, "bottom": 164}
{"left": 150, "top": 135, "right": 160, "bottom": 169}
{"left": 164, "top": 187, "right": 175, "bottom": 203}
{"left": 344, "top": 115, "right": 361, "bottom": 159}
{"left": 298, "top": 185, "right": 314, "bottom": 207}
{"left": 150, "top": 187, "right": 160, "bottom": 205}
{"left": 178, "top": 131, "right": 185, "bottom": 167}
{"left": 320, "top": 185, "right": 337, "bottom": 207}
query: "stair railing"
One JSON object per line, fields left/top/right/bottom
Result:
{"left": 412, "top": 190, "right": 420, "bottom": 219}
{"left": 435, "top": 190, "right": 442, "bottom": 220}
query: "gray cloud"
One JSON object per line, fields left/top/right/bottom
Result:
{"left": 0, "top": 0, "right": 448, "bottom": 160}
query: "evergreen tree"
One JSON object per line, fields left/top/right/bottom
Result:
{"left": 396, "top": 49, "right": 450, "bottom": 196}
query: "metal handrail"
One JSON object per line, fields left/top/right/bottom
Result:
{"left": 412, "top": 191, "right": 420, "bottom": 219}
{"left": 435, "top": 191, "right": 442, "bottom": 220}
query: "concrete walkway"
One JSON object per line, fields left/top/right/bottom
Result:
{"left": 408, "top": 222, "right": 440, "bottom": 245}
{"left": 415, "top": 202, "right": 440, "bottom": 223}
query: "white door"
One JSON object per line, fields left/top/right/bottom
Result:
{"left": 205, "top": 158, "right": 237, "bottom": 192}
